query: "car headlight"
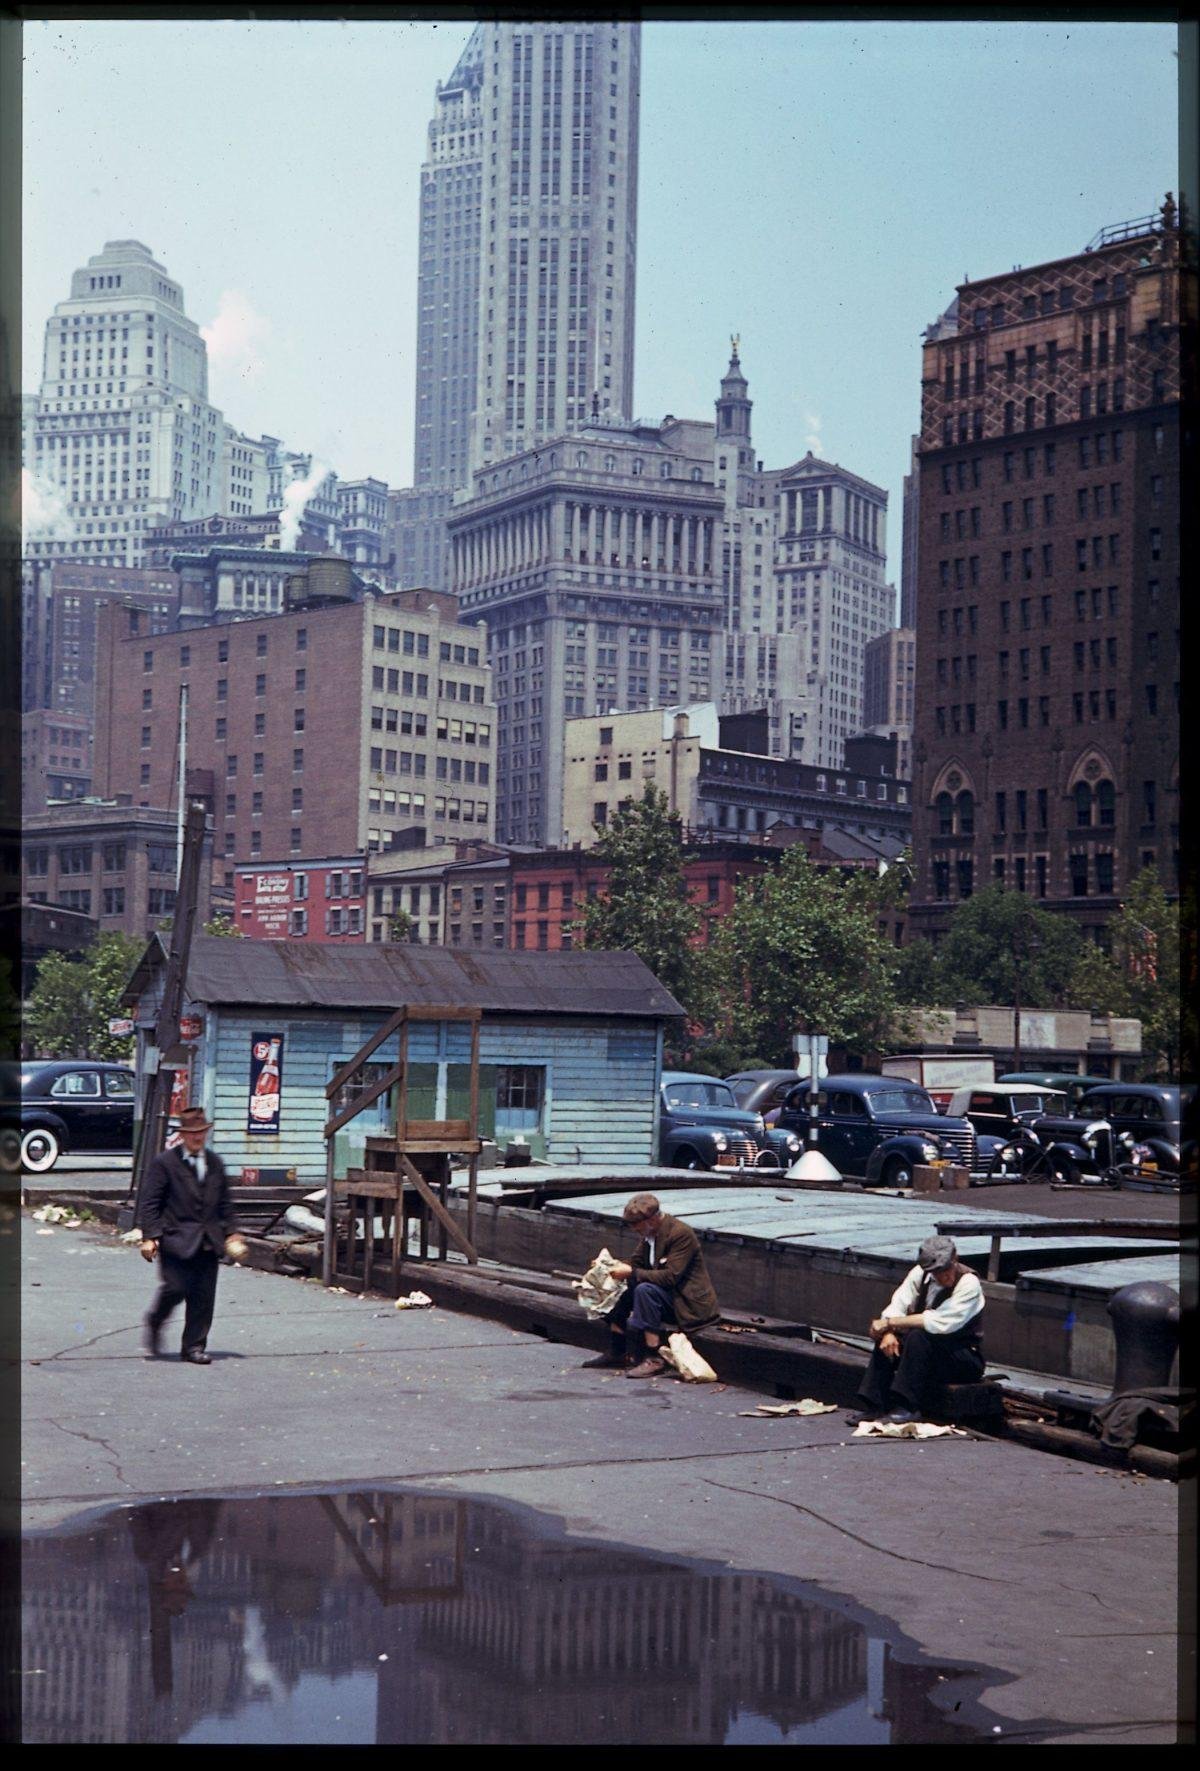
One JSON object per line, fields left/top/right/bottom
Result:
{"left": 712, "top": 1133, "right": 728, "bottom": 1151}
{"left": 998, "top": 1144, "right": 1018, "bottom": 1163}
{"left": 784, "top": 1134, "right": 801, "bottom": 1151}
{"left": 920, "top": 1142, "right": 941, "bottom": 1162}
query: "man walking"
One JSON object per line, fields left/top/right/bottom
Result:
{"left": 581, "top": 1192, "right": 720, "bottom": 1378}
{"left": 140, "top": 1106, "right": 245, "bottom": 1365}
{"left": 850, "top": 1234, "right": 985, "bottom": 1424}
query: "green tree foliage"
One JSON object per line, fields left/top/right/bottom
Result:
{"left": 1081, "top": 869, "right": 1181, "bottom": 1078}
{"left": 713, "top": 848, "right": 903, "bottom": 1063}
{"left": 577, "top": 786, "right": 709, "bottom": 1032}
{"left": 26, "top": 931, "right": 144, "bottom": 1061}
{"left": 202, "top": 914, "right": 243, "bottom": 938}
{"left": 922, "top": 884, "right": 1085, "bottom": 1008}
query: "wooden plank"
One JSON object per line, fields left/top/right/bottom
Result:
{"left": 402, "top": 1118, "right": 471, "bottom": 1142}
{"left": 398, "top": 1154, "right": 478, "bottom": 1262}
{"left": 326, "top": 1007, "right": 406, "bottom": 1099}
{"left": 395, "top": 1136, "right": 483, "bottom": 1155}
{"left": 324, "top": 1063, "right": 403, "bottom": 1137}
{"left": 334, "top": 1178, "right": 413, "bottom": 1200}
{"left": 468, "top": 1017, "right": 481, "bottom": 1139}
{"left": 401, "top": 1005, "right": 483, "bottom": 1023}
{"left": 397, "top": 1018, "right": 410, "bottom": 1148}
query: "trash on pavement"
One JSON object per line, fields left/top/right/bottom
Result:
{"left": 738, "top": 1399, "right": 839, "bottom": 1418}
{"left": 32, "top": 1204, "right": 81, "bottom": 1227}
{"left": 659, "top": 1332, "right": 718, "bottom": 1383}
{"left": 394, "top": 1290, "right": 433, "bottom": 1310}
{"left": 852, "top": 1420, "right": 968, "bottom": 1439}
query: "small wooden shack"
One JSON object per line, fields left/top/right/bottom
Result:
{"left": 123, "top": 935, "right": 685, "bottom": 1182}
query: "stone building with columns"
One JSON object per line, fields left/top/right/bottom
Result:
{"left": 447, "top": 413, "right": 725, "bottom": 845}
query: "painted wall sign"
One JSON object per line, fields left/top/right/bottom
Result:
{"left": 247, "top": 1033, "right": 283, "bottom": 1136}
{"left": 108, "top": 1016, "right": 135, "bottom": 1038}
{"left": 179, "top": 1015, "right": 203, "bottom": 1041}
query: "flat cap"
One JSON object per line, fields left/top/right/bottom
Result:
{"left": 918, "top": 1234, "right": 957, "bottom": 1271}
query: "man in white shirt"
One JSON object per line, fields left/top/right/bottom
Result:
{"left": 849, "top": 1234, "right": 985, "bottom": 1424}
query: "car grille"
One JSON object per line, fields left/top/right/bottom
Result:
{"left": 935, "top": 1126, "right": 977, "bottom": 1169}
{"left": 715, "top": 1136, "right": 759, "bottom": 1167}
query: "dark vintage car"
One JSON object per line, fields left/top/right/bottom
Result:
{"left": 997, "top": 1072, "right": 1112, "bottom": 1115}
{"left": 1029, "top": 1083, "right": 1192, "bottom": 1182}
{"left": 725, "top": 1069, "right": 806, "bottom": 1128}
{"left": 659, "top": 1072, "right": 803, "bottom": 1171}
{"left": 777, "top": 1073, "right": 976, "bottom": 1186}
{"left": 19, "top": 1060, "right": 136, "bottom": 1173}
{"left": 944, "top": 1083, "right": 1067, "bottom": 1176}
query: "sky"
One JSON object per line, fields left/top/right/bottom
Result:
{"left": 22, "top": 17, "right": 1179, "bottom": 578}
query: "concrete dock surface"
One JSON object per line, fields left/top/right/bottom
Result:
{"left": 17, "top": 1211, "right": 1191, "bottom": 1744}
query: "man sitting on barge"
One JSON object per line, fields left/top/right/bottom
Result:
{"left": 581, "top": 1193, "right": 720, "bottom": 1379}
{"left": 850, "top": 1234, "right": 985, "bottom": 1424}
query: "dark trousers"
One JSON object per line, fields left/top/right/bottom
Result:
{"left": 607, "top": 1281, "right": 677, "bottom": 1344}
{"left": 148, "top": 1248, "right": 220, "bottom": 1354}
{"left": 857, "top": 1328, "right": 984, "bottom": 1415}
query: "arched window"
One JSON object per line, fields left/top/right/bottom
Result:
{"left": 690, "top": 467, "right": 703, "bottom": 482}
{"left": 631, "top": 458, "right": 643, "bottom": 476}
{"left": 549, "top": 452, "right": 558, "bottom": 468}
{"left": 604, "top": 454, "right": 616, "bottom": 472}
{"left": 957, "top": 791, "right": 975, "bottom": 835}
{"left": 660, "top": 462, "right": 672, "bottom": 478}
{"left": 1096, "top": 779, "right": 1115, "bottom": 826}
{"left": 1074, "top": 782, "right": 1092, "bottom": 826}
{"left": 936, "top": 792, "right": 954, "bottom": 836}
{"left": 575, "top": 451, "right": 588, "bottom": 469}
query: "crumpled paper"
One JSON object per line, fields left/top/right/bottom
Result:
{"left": 738, "top": 1399, "right": 839, "bottom": 1418}
{"left": 572, "top": 1248, "right": 628, "bottom": 1318}
{"left": 394, "top": 1290, "right": 433, "bottom": 1310}
{"left": 32, "top": 1205, "right": 81, "bottom": 1228}
{"left": 852, "top": 1420, "right": 967, "bottom": 1439}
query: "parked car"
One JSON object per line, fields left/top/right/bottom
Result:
{"left": 997, "top": 1072, "right": 1112, "bottom": 1114}
{"left": 659, "top": 1072, "right": 802, "bottom": 1171}
{"left": 18, "top": 1060, "right": 136, "bottom": 1173}
{"left": 725, "top": 1069, "right": 805, "bottom": 1128}
{"left": 777, "top": 1073, "right": 977, "bottom": 1186}
{"left": 944, "top": 1083, "right": 1067, "bottom": 1175}
{"left": 1028, "top": 1083, "right": 1192, "bottom": 1183}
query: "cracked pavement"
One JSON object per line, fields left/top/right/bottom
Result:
{"left": 20, "top": 1214, "right": 1188, "bottom": 1743}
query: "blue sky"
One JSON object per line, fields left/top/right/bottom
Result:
{"left": 23, "top": 18, "right": 1178, "bottom": 577}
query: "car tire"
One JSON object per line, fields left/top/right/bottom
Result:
{"left": 677, "top": 1149, "right": 703, "bottom": 1171}
{"left": 883, "top": 1157, "right": 912, "bottom": 1189}
{"left": 22, "top": 1127, "right": 61, "bottom": 1173}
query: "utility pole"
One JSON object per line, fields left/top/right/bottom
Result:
{"left": 120, "top": 798, "right": 208, "bottom": 1232}
{"left": 176, "top": 682, "right": 188, "bottom": 886}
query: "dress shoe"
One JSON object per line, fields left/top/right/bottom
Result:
{"left": 881, "top": 1408, "right": 921, "bottom": 1425}
{"left": 846, "top": 1409, "right": 880, "bottom": 1426}
{"left": 143, "top": 1320, "right": 162, "bottom": 1359}
{"left": 624, "top": 1355, "right": 668, "bottom": 1380}
{"left": 580, "top": 1347, "right": 629, "bottom": 1369}
{"left": 181, "top": 1349, "right": 212, "bottom": 1365}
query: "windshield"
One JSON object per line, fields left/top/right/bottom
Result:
{"left": 664, "top": 1080, "right": 737, "bottom": 1111}
{"left": 868, "top": 1087, "right": 936, "bottom": 1115}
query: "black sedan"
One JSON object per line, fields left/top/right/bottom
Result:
{"left": 18, "top": 1060, "right": 136, "bottom": 1173}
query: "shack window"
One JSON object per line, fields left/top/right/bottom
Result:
{"left": 328, "top": 1059, "right": 394, "bottom": 1123}
{"left": 496, "top": 1065, "right": 544, "bottom": 1135}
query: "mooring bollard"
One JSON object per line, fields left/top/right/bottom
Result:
{"left": 1106, "top": 1280, "right": 1181, "bottom": 1396}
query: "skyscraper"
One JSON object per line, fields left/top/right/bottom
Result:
{"left": 23, "top": 240, "right": 224, "bottom": 568}
{"left": 403, "top": 21, "right": 641, "bottom": 589}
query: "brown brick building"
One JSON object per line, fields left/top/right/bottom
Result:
{"left": 22, "top": 799, "right": 213, "bottom": 937}
{"left": 908, "top": 201, "right": 1182, "bottom": 943}
{"left": 92, "top": 587, "right": 496, "bottom": 893}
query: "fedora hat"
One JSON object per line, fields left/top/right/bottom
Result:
{"left": 177, "top": 1106, "right": 213, "bottom": 1133}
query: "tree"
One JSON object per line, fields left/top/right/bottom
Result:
{"left": 388, "top": 910, "right": 414, "bottom": 943}
{"left": 202, "top": 914, "right": 243, "bottom": 938}
{"left": 1084, "top": 869, "right": 1181, "bottom": 1079}
{"left": 26, "top": 931, "right": 145, "bottom": 1061}
{"left": 713, "top": 848, "right": 904, "bottom": 1062}
{"left": 577, "top": 786, "right": 708, "bottom": 1030}
{"left": 925, "top": 884, "right": 1085, "bottom": 1009}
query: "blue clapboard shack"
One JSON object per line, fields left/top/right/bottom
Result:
{"left": 123, "top": 934, "right": 685, "bottom": 1181}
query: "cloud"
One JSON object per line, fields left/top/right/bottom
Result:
{"left": 201, "top": 289, "right": 271, "bottom": 383}
{"left": 21, "top": 468, "right": 74, "bottom": 539}
{"left": 804, "top": 411, "right": 823, "bottom": 455}
{"left": 278, "top": 459, "right": 331, "bottom": 551}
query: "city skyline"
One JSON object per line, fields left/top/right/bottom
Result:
{"left": 22, "top": 18, "right": 1178, "bottom": 538}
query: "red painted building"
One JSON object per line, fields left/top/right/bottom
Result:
{"left": 234, "top": 856, "right": 366, "bottom": 942}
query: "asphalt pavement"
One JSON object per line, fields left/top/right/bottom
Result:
{"left": 18, "top": 1211, "right": 1189, "bottom": 1744}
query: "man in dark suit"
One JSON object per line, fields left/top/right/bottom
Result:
{"left": 582, "top": 1192, "right": 720, "bottom": 1378}
{"left": 140, "top": 1105, "right": 245, "bottom": 1364}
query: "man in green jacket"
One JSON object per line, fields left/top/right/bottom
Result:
{"left": 582, "top": 1192, "right": 720, "bottom": 1379}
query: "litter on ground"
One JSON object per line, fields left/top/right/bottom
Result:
{"left": 738, "top": 1399, "right": 839, "bottom": 1418}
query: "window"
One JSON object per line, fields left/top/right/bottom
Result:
{"left": 496, "top": 1065, "right": 544, "bottom": 1136}
{"left": 50, "top": 1071, "right": 100, "bottom": 1098}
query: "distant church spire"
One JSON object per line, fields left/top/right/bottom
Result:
{"left": 717, "top": 337, "right": 752, "bottom": 438}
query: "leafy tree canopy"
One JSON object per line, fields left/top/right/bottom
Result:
{"left": 26, "top": 931, "right": 145, "bottom": 1061}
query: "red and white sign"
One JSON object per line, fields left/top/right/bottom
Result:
{"left": 247, "top": 1033, "right": 283, "bottom": 1135}
{"left": 179, "top": 1015, "right": 203, "bottom": 1041}
{"left": 247, "top": 873, "right": 293, "bottom": 937}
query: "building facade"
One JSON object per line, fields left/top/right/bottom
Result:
{"left": 21, "top": 710, "right": 92, "bottom": 809}
{"left": 22, "top": 799, "right": 213, "bottom": 937}
{"left": 23, "top": 240, "right": 224, "bottom": 567}
{"left": 234, "top": 856, "right": 367, "bottom": 941}
{"left": 404, "top": 21, "right": 641, "bottom": 588}
{"left": 908, "top": 202, "right": 1182, "bottom": 941}
{"left": 862, "top": 625, "right": 916, "bottom": 780}
{"left": 366, "top": 839, "right": 513, "bottom": 948}
{"left": 92, "top": 588, "right": 497, "bottom": 894}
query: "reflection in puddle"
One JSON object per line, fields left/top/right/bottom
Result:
{"left": 23, "top": 1491, "right": 1006, "bottom": 1743}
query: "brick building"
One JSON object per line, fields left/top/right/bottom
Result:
{"left": 234, "top": 857, "right": 366, "bottom": 941}
{"left": 22, "top": 710, "right": 92, "bottom": 808}
{"left": 909, "top": 202, "right": 1182, "bottom": 942}
{"left": 92, "top": 587, "right": 496, "bottom": 894}
{"left": 22, "top": 799, "right": 213, "bottom": 937}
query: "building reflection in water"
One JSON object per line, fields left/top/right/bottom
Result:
{"left": 21, "top": 1491, "right": 983, "bottom": 1744}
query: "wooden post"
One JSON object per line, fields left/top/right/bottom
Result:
{"left": 467, "top": 1152, "right": 479, "bottom": 1253}
{"left": 322, "top": 1122, "right": 336, "bottom": 1286}
{"left": 987, "top": 1233, "right": 1003, "bottom": 1281}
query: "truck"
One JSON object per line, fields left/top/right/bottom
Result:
{"left": 880, "top": 1053, "right": 995, "bottom": 1112}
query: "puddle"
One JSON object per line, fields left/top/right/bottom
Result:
{"left": 22, "top": 1488, "right": 1020, "bottom": 1744}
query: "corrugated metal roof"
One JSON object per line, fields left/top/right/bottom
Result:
{"left": 165, "top": 935, "right": 685, "bottom": 1020}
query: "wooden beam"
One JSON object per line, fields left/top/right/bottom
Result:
{"left": 398, "top": 1154, "right": 478, "bottom": 1263}
{"left": 401, "top": 1005, "right": 482, "bottom": 1023}
{"left": 326, "top": 1007, "right": 407, "bottom": 1099}
{"left": 324, "top": 1063, "right": 403, "bottom": 1137}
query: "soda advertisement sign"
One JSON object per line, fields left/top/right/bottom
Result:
{"left": 247, "top": 1033, "right": 283, "bottom": 1136}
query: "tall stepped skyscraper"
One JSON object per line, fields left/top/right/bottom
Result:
{"left": 401, "top": 20, "right": 641, "bottom": 588}
{"left": 23, "top": 240, "right": 224, "bottom": 568}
